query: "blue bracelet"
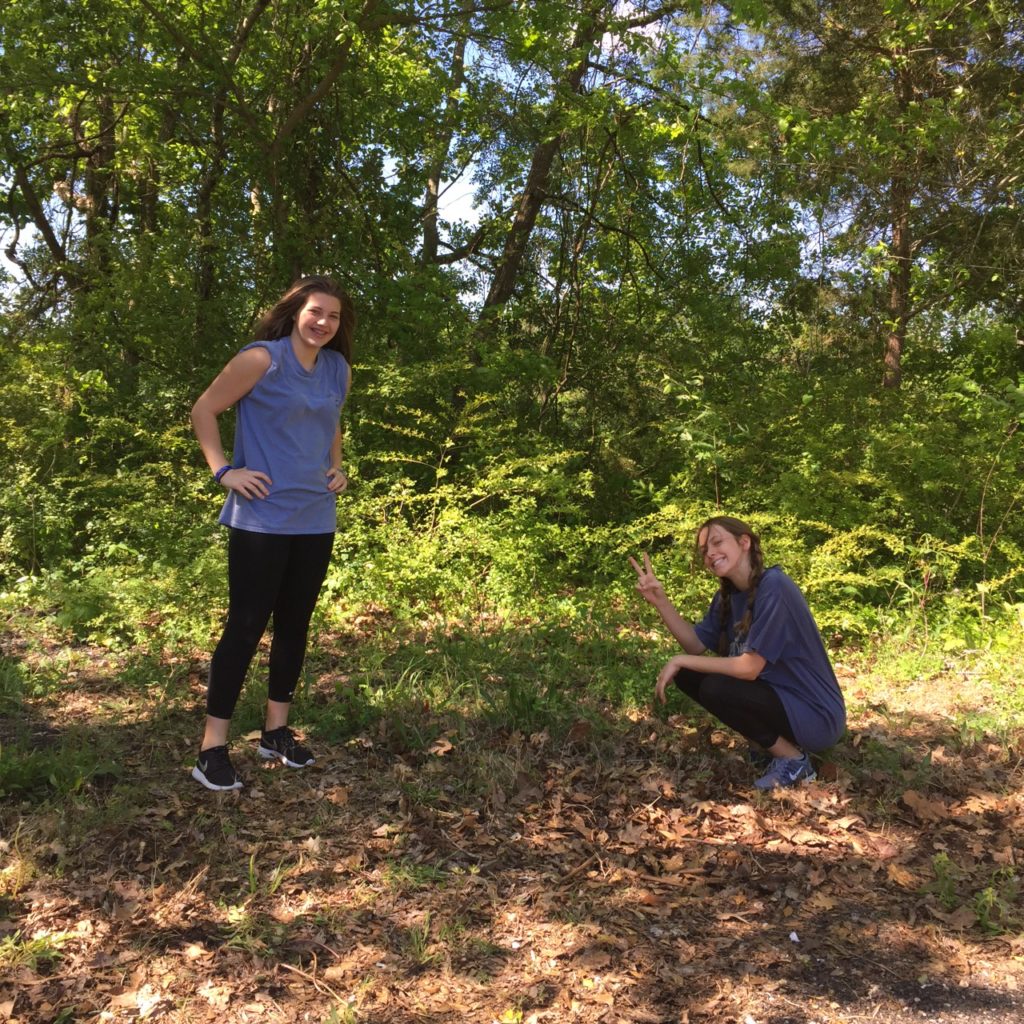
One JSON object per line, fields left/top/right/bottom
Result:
{"left": 213, "top": 465, "right": 233, "bottom": 483}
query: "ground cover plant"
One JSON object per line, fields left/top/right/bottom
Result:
{"left": 2, "top": 596, "right": 1022, "bottom": 1024}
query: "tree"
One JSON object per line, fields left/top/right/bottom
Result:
{"left": 753, "top": 0, "right": 1024, "bottom": 387}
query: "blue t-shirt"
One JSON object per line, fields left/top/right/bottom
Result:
{"left": 219, "top": 337, "right": 349, "bottom": 535}
{"left": 694, "top": 566, "right": 846, "bottom": 751}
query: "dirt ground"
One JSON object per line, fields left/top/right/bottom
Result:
{"left": 1, "top": 653, "right": 1022, "bottom": 1024}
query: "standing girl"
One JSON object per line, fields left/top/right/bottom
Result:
{"left": 190, "top": 276, "right": 355, "bottom": 791}
{"left": 630, "top": 516, "right": 845, "bottom": 789}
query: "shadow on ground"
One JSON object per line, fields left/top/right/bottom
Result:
{"left": 1, "top": 624, "right": 1022, "bottom": 1024}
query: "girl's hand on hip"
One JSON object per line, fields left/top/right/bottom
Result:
{"left": 222, "top": 467, "right": 271, "bottom": 499}
{"left": 326, "top": 467, "right": 348, "bottom": 493}
{"left": 655, "top": 655, "right": 687, "bottom": 704}
{"left": 629, "top": 551, "right": 666, "bottom": 606}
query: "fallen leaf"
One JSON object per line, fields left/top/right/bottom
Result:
{"left": 515, "top": 770, "right": 543, "bottom": 802}
{"left": 778, "top": 827, "right": 830, "bottom": 846}
{"left": 887, "top": 864, "right": 917, "bottom": 887}
{"left": 805, "top": 892, "right": 837, "bottom": 911}
{"left": 199, "top": 983, "right": 233, "bottom": 1008}
{"left": 617, "top": 822, "right": 650, "bottom": 850}
{"left": 902, "top": 790, "right": 947, "bottom": 822}
{"left": 111, "top": 901, "right": 137, "bottom": 922}
{"left": 566, "top": 719, "right": 592, "bottom": 744}
{"left": 429, "top": 736, "right": 453, "bottom": 756}
{"left": 936, "top": 905, "right": 977, "bottom": 930}
{"left": 833, "top": 815, "right": 861, "bottom": 831}
{"left": 577, "top": 948, "right": 611, "bottom": 969}
{"left": 871, "top": 837, "right": 901, "bottom": 860}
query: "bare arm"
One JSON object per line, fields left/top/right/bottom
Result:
{"left": 329, "top": 425, "right": 342, "bottom": 470}
{"left": 326, "top": 424, "right": 348, "bottom": 493}
{"left": 654, "top": 650, "right": 767, "bottom": 704}
{"left": 325, "top": 361, "right": 351, "bottom": 493}
{"left": 629, "top": 552, "right": 706, "bottom": 654}
{"left": 191, "top": 347, "right": 272, "bottom": 499}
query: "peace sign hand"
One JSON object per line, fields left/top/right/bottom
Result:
{"left": 629, "top": 551, "right": 667, "bottom": 607}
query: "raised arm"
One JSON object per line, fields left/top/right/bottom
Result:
{"left": 629, "top": 552, "right": 706, "bottom": 655}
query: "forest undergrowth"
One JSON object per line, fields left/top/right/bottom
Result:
{"left": 2, "top": 605, "right": 1022, "bottom": 1024}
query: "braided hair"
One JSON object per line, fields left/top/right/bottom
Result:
{"left": 694, "top": 516, "right": 766, "bottom": 656}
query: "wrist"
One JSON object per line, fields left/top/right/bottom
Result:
{"left": 213, "top": 464, "right": 233, "bottom": 483}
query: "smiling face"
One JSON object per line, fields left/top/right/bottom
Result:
{"left": 698, "top": 523, "right": 753, "bottom": 590}
{"left": 291, "top": 291, "right": 342, "bottom": 361}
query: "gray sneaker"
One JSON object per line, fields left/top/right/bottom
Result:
{"left": 192, "top": 745, "right": 243, "bottom": 791}
{"left": 754, "top": 753, "right": 816, "bottom": 790}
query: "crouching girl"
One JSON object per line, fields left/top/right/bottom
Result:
{"left": 630, "top": 516, "right": 845, "bottom": 789}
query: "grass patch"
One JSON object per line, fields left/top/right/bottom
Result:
{"left": 299, "top": 613, "right": 668, "bottom": 755}
{"left": 380, "top": 859, "right": 448, "bottom": 892}
{"left": 0, "top": 736, "right": 120, "bottom": 801}
{"left": 0, "top": 929, "right": 69, "bottom": 971}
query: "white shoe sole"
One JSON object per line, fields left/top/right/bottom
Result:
{"left": 191, "top": 765, "right": 243, "bottom": 791}
{"left": 754, "top": 771, "right": 816, "bottom": 791}
{"left": 258, "top": 745, "right": 314, "bottom": 768}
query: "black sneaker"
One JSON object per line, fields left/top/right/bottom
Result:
{"left": 192, "top": 745, "right": 243, "bottom": 791}
{"left": 258, "top": 726, "right": 315, "bottom": 768}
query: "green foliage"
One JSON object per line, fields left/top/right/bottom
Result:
{"left": 246, "top": 853, "right": 290, "bottom": 900}
{"left": 0, "top": 736, "right": 120, "bottom": 801}
{"left": 929, "top": 852, "right": 962, "bottom": 911}
{"left": 927, "top": 854, "right": 1022, "bottom": 935}
{"left": 382, "top": 859, "right": 448, "bottom": 892}
{"left": 973, "top": 869, "right": 1021, "bottom": 935}
{"left": 323, "top": 1004, "right": 360, "bottom": 1024}
{"left": 0, "top": 930, "right": 68, "bottom": 971}
{"left": 0, "top": 0, "right": 1021, "bottom": 731}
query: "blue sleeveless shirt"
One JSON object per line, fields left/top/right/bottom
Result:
{"left": 219, "top": 337, "right": 349, "bottom": 535}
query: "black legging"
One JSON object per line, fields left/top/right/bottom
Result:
{"left": 206, "top": 528, "right": 335, "bottom": 720}
{"left": 673, "top": 667, "right": 797, "bottom": 751}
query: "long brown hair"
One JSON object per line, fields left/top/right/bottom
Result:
{"left": 253, "top": 275, "right": 356, "bottom": 364}
{"left": 695, "top": 516, "right": 766, "bottom": 656}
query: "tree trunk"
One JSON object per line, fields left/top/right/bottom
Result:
{"left": 481, "top": 14, "right": 605, "bottom": 312}
{"left": 883, "top": 174, "right": 912, "bottom": 389}
{"left": 883, "top": 66, "right": 915, "bottom": 390}
{"left": 82, "top": 94, "right": 117, "bottom": 270}
{"left": 421, "top": 0, "right": 471, "bottom": 263}
{"left": 194, "top": 1, "right": 273, "bottom": 338}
